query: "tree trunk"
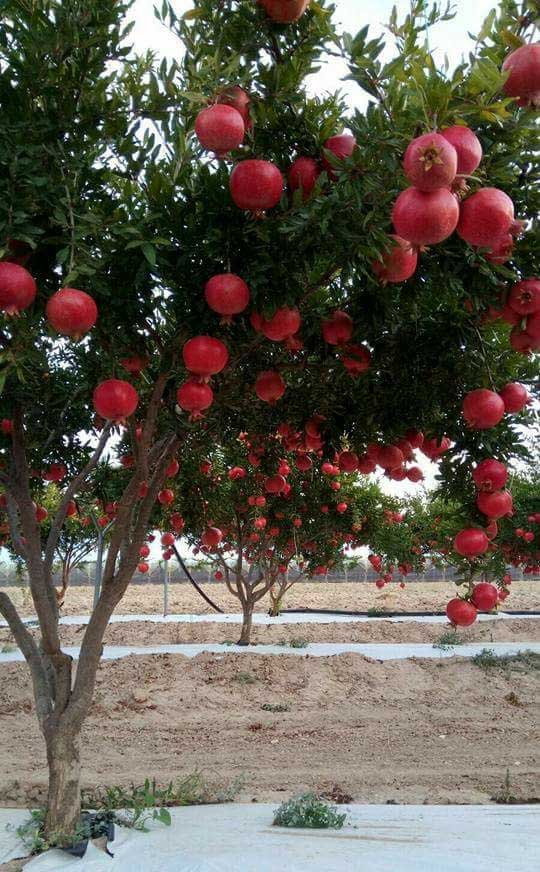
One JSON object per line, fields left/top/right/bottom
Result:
{"left": 238, "top": 601, "right": 254, "bottom": 646}
{"left": 268, "top": 586, "right": 282, "bottom": 617}
{"left": 43, "top": 726, "right": 81, "bottom": 841}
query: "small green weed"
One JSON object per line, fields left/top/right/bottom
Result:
{"left": 367, "top": 608, "right": 386, "bottom": 618}
{"left": 261, "top": 703, "right": 290, "bottom": 713}
{"left": 279, "top": 637, "right": 309, "bottom": 649}
{"left": 232, "top": 671, "right": 257, "bottom": 684}
{"left": 273, "top": 792, "right": 347, "bottom": 829}
{"left": 472, "top": 649, "right": 540, "bottom": 672}
{"left": 433, "top": 631, "right": 464, "bottom": 651}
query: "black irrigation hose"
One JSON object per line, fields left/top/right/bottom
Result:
{"left": 281, "top": 608, "right": 540, "bottom": 618}
{"left": 172, "top": 545, "right": 223, "bottom": 614}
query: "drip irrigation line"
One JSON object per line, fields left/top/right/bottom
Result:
{"left": 172, "top": 545, "right": 223, "bottom": 614}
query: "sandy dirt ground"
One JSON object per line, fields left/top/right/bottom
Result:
{"left": 1, "top": 617, "right": 538, "bottom": 648}
{"left": 3, "top": 580, "right": 539, "bottom": 617}
{"left": 0, "top": 652, "right": 538, "bottom": 811}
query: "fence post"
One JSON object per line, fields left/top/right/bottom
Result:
{"left": 162, "top": 561, "right": 169, "bottom": 617}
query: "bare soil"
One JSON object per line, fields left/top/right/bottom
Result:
{"left": 0, "top": 652, "right": 538, "bottom": 810}
{"left": 3, "top": 579, "right": 539, "bottom": 617}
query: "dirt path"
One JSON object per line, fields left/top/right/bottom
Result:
{"left": 0, "top": 652, "right": 538, "bottom": 809}
{"left": 3, "top": 580, "right": 539, "bottom": 618}
{"left": 1, "top": 617, "right": 538, "bottom": 649}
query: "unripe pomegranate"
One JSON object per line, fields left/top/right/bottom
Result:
{"left": 403, "top": 133, "right": 457, "bottom": 191}
{"left": 194, "top": 104, "right": 245, "bottom": 156}
{"left": 93, "top": 379, "right": 139, "bottom": 422}
{"left": 440, "top": 125, "right": 483, "bottom": 175}
{"left": 472, "top": 459, "right": 508, "bottom": 492}
{"left": 202, "top": 526, "right": 223, "bottom": 549}
{"left": 0, "top": 262, "right": 37, "bottom": 315}
{"left": 471, "top": 582, "right": 498, "bottom": 612}
{"left": 462, "top": 389, "right": 505, "bottom": 429}
{"left": 322, "top": 133, "right": 356, "bottom": 177}
{"left": 340, "top": 344, "right": 371, "bottom": 376}
{"left": 457, "top": 188, "right": 515, "bottom": 248}
{"left": 498, "top": 382, "right": 529, "bottom": 413}
{"left": 255, "top": 370, "right": 286, "bottom": 403}
{"left": 121, "top": 355, "right": 149, "bottom": 377}
{"left": 158, "top": 489, "right": 174, "bottom": 505}
{"left": 177, "top": 380, "right": 214, "bottom": 417}
{"left": 477, "top": 489, "right": 513, "bottom": 519}
{"left": 502, "top": 43, "right": 540, "bottom": 107}
{"left": 261, "top": 306, "right": 301, "bottom": 341}
{"left": 446, "top": 598, "right": 478, "bottom": 627}
{"left": 138, "top": 562, "right": 149, "bottom": 574}
{"left": 217, "top": 86, "right": 252, "bottom": 130}
{"left": 204, "top": 273, "right": 250, "bottom": 320}
{"left": 392, "top": 187, "right": 459, "bottom": 246}
{"left": 322, "top": 310, "right": 353, "bottom": 345}
{"left": 230, "top": 160, "right": 283, "bottom": 212}
{"left": 45, "top": 287, "right": 97, "bottom": 338}
{"left": 338, "top": 451, "right": 359, "bottom": 473}
{"left": 258, "top": 0, "right": 310, "bottom": 23}
{"left": 183, "top": 336, "right": 228, "bottom": 378}
{"left": 454, "top": 527, "right": 489, "bottom": 557}
{"left": 288, "top": 157, "right": 321, "bottom": 200}
{"left": 371, "top": 235, "right": 418, "bottom": 284}
{"left": 507, "top": 279, "right": 540, "bottom": 315}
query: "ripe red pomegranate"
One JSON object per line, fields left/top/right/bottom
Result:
{"left": 471, "top": 582, "right": 499, "bottom": 612}
{"left": 161, "top": 532, "right": 175, "bottom": 547}
{"left": 35, "top": 505, "right": 48, "bottom": 523}
{"left": 176, "top": 380, "right": 214, "bottom": 417}
{"left": 295, "top": 454, "right": 312, "bottom": 471}
{"left": 446, "top": 598, "right": 478, "bottom": 627}
{"left": 336, "top": 502, "right": 348, "bottom": 514}
{"left": 66, "top": 500, "right": 77, "bottom": 518}
{"left": 265, "top": 473, "right": 287, "bottom": 494}
{"left": 498, "top": 382, "right": 529, "bottom": 413}
{"left": 392, "top": 187, "right": 459, "bottom": 246}
{"left": 462, "top": 389, "right": 505, "bottom": 429}
{"left": 158, "top": 489, "right": 174, "bottom": 505}
{"left": 139, "top": 544, "right": 150, "bottom": 558}
{"left": 138, "top": 562, "right": 149, "bottom": 574}
{"left": 1, "top": 419, "right": 13, "bottom": 435}
{"left": 375, "top": 579, "right": 385, "bottom": 589}
{"left": 502, "top": 43, "right": 540, "bottom": 107}
{"left": 229, "top": 160, "right": 283, "bottom": 212}
{"left": 372, "top": 235, "right": 418, "bottom": 284}
{"left": 454, "top": 527, "right": 489, "bottom": 557}
{"left": 255, "top": 370, "right": 286, "bottom": 403}
{"left": 228, "top": 466, "right": 246, "bottom": 481}
{"left": 45, "top": 287, "right": 98, "bottom": 338}
{"left": 261, "top": 306, "right": 301, "bottom": 341}
{"left": 171, "top": 513, "right": 185, "bottom": 532}
{"left": 204, "top": 273, "right": 250, "bottom": 320}
{"left": 202, "top": 526, "right": 223, "bottom": 549}
{"left": 216, "top": 86, "right": 252, "bottom": 130}
{"left": 477, "top": 489, "right": 513, "bottom": 519}
{"left": 440, "top": 125, "right": 483, "bottom": 175}
{"left": 340, "top": 344, "right": 371, "bottom": 376}
{"left": 322, "top": 134, "right": 356, "bottom": 177}
{"left": 288, "top": 157, "right": 321, "bottom": 199}
{"left": 405, "top": 429, "right": 424, "bottom": 448}
{"left": 457, "top": 188, "right": 515, "bottom": 248}
{"left": 507, "top": 279, "right": 540, "bottom": 315}
{"left": 322, "top": 310, "right": 353, "bottom": 345}
{"left": 43, "top": 464, "right": 67, "bottom": 482}
{"left": 0, "top": 262, "right": 37, "bottom": 315}
{"left": 485, "top": 234, "right": 514, "bottom": 265}
{"left": 338, "top": 451, "right": 359, "bottom": 473}
{"left": 166, "top": 458, "right": 180, "bottom": 477}
{"left": 407, "top": 466, "right": 424, "bottom": 483}
{"left": 258, "top": 0, "right": 310, "bottom": 22}
{"left": 183, "top": 336, "right": 229, "bottom": 378}
{"left": 194, "top": 104, "right": 245, "bottom": 156}
{"left": 403, "top": 133, "right": 457, "bottom": 191}
{"left": 93, "top": 379, "right": 138, "bottom": 422}
{"left": 473, "top": 459, "right": 508, "bottom": 492}
{"left": 377, "top": 445, "right": 404, "bottom": 470}
{"left": 510, "top": 325, "right": 539, "bottom": 354}
{"left": 120, "top": 355, "right": 149, "bottom": 377}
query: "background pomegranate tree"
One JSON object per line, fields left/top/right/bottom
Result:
{"left": 0, "top": 0, "right": 537, "bottom": 842}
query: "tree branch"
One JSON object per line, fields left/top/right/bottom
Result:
{"left": 0, "top": 591, "right": 52, "bottom": 724}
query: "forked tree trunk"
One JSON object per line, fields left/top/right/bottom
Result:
{"left": 238, "top": 600, "right": 254, "bottom": 645}
{"left": 268, "top": 586, "right": 283, "bottom": 617}
{"left": 43, "top": 726, "right": 81, "bottom": 841}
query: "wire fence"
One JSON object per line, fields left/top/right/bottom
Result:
{"left": 0, "top": 561, "right": 537, "bottom": 588}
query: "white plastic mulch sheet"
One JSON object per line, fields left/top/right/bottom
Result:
{"left": 0, "top": 641, "right": 539, "bottom": 664}
{"left": 1, "top": 804, "right": 538, "bottom": 871}
{"left": 1, "top": 611, "right": 539, "bottom": 628}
